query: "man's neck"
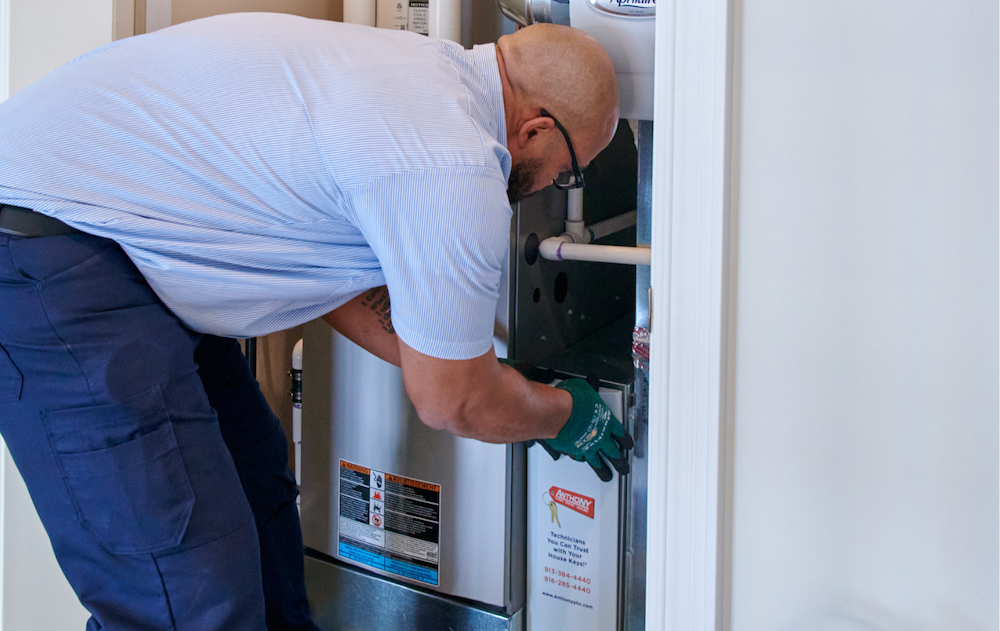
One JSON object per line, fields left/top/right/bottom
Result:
{"left": 495, "top": 46, "right": 519, "bottom": 151}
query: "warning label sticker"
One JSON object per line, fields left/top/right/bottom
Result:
{"left": 337, "top": 460, "right": 441, "bottom": 586}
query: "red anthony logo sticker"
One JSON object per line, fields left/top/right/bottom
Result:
{"left": 549, "top": 487, "right": 595, "bottom": 518}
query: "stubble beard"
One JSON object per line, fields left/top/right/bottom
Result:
{"left": 507, "top": 158, "right": 544, "bottom": 204}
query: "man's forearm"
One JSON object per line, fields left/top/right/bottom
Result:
{"left": 474, "top": 361, "right": 572, "bottom": 443}
{"left": 322, "top": 286, "right": 400, "bottom": 366}
{"left": 399, "top": 340, "right": 571, "bottom": 444}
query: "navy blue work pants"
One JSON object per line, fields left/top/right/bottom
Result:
{"left": 0, "top": 232, "right": 319, "bottom": 631}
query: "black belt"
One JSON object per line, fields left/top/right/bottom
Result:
{"left": 0, "top": 204, "right": 82, "bottom": 238}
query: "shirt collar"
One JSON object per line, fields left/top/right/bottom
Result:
{"left": 463, "top": 43, "right": 507, "bottom": 151}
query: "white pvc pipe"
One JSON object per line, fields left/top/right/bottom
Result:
{"left": 428, "top": 0, "right": 461, "bottom": 42}
{"left": 539, "top": 236, "right": 651, "bottom": 265}
{"left": 565, "top": 188, "right": 587, "bottom": 242}
{"left": 291, "top": 339, "right": 303, "bottom": 494}
{"left": 343, "top": 0, "right": 376, "bottom": 26}
{"left": 588, "top": 210, "right": 638, "bottom": 242}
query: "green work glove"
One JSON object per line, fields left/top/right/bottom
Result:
{"left": 547, "top": 378, "right": 634, "bottom": 482}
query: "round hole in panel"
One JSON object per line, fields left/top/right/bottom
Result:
{"left": 532, "top": 288, "right": 541, "bottom": 303}
{"left": 524, "top": 233, "right": 540, "bottom": 265}
{"left": 554, "top": 272, "right": 568, "bottom": 304}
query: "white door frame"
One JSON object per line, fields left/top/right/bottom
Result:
{"left": 646, "top": 0, "right": 736, "bottom": 629}
{"left": 0, "top": 0, "right": 12, "bottom": 625}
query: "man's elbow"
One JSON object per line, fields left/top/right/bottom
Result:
{"left": 398, "top": 344, "right": 500, "bottom": 439}
{"left": 409, "top": 395, "right": 479, "bottom": 438}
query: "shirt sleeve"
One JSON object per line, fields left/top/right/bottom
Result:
{"left": 346, "top": 166, "right": 512, "bottom": 360}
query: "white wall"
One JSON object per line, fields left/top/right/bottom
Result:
{"left": 730, "top": 1, "right": 998, "bottom": 630}
{"left": 8, "top": 0, "right": 111, "bottom": 94}
{"left": 0, "top": 453, "right": 89, "bottom": 629}
{"left": 0, "top": 1, "right": 113, "bottom": 629}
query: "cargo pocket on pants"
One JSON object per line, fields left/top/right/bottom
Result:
{"left": 0, "top": 345, "right": 22, "bottom": 403}
{"left": 43, "top": 385, "right": 196, "bottom": 555}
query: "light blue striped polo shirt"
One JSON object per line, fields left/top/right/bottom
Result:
{"left": 0, "top": 13, "right": 512, "bottom": 360}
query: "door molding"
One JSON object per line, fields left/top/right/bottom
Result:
{"left": 646, "top": 0, "right": 736, "bottom": 629}
{"left": 0, "top": 0, "right": 11, "bottom": 625}
{"left": 114, "top": 0, "right": 135, "bottom": 39}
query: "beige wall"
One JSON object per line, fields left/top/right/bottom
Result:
{"left": 172, "top": 0, "right": 509, "bottom": 49}
{"left": 172, "top": 0, "right": 342, "bottom": 26}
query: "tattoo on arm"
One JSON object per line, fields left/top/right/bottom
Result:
{"left": 359, "top": 287, "right": 395, "bottom": 336}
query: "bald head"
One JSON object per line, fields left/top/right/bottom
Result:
{"left": 497, "top": 24, "right": 619, "bottom": 160}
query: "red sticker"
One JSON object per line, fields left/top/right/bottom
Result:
{"left": 372, "top": 490, "right": 383, "bottom": 501}
{"left": 549, "top": 486, "right": 595, "bottom": 519}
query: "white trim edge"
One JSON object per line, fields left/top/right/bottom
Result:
{"left": 646, "top": 0, "right": 734, "bottom": 629}
{"left": 0, "top": 0, "right": 8, "bottom": 102}
{"left": 0, "top": 1, "right": 10, "bottom": 625}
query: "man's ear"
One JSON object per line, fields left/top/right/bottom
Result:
{"left": 516, "top": 115, "right": 556, "bottom": 149}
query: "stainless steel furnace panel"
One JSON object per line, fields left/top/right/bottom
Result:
{"left": 299, "top": 320, "right": 524, "bottom": 612}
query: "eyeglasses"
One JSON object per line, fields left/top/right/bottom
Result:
{"left": 541, "top": 108, "right": 585, "bottom": 190}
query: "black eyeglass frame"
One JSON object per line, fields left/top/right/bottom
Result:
{"left": 540, "top": 108, "right": 585, "bottom": 190}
